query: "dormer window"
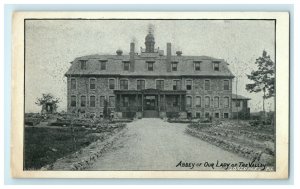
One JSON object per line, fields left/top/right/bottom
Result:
{"left": 194, "top": 61, "right": 201, "bottom": 71}
{"left": 100, "top": 60, "right": 107, "bottom": 70}
{"left": 147, "top": 61, "right": 154, "bottom": 71}
{"left": 172, "top": 62, "right": 178, "bottom": 71}
{"left": 123, "top": 61, "right": 130, "bottom": 71}
{"left": 80, "top": 60, "right": 87, "bottom": 70}
{"left": 213, "top": 61, "right": 220, "bottom": 71}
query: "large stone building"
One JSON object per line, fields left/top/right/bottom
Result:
{"left": 65, "top": 31, "right": 242, "bottom": 119}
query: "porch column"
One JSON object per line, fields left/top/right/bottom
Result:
{"left": 164, "top": 94, "right": 166, "bottom": 111}
{"left": 135, "top": 93, "right": 138, "bottom": 111}
{"left": 142, "top": 93, "right": 144, "bottom": 111}
{"left": 183, "top": 95, "right": 186, "bottom": 111}
{"left": 116, "top": 94, "right": 119, "bottom": 111}
{"left": 119, "top": 94, "right": 122, "bottom": 111}
{"left": 179, "top": 94, "right": 182, "bottom": 111}
{"left": 158, "top": 94, "right": 160, "bottom": 111}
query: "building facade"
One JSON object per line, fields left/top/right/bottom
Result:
{"left": 65, "top": 31, "right": 236, "bottom": 119}
{"left": 231, "top": 94, "right": 251, "bottom": 119}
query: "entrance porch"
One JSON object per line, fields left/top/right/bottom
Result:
{"left": 114, "top": 89, "right": 187, "bottom": 118}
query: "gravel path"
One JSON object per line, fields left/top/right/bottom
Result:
{"left": 88, "top": 118, "right": 249, "bottom": 171}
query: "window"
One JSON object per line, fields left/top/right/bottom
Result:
{"left": 236, "top": 101, "right": 241, "bottom": 107}
{"left": 71, "top": 78, "right": 76, "bottom": 90}
{"left": 224, "top": 113, "right": 229, "bottom": 118}
{"left": 186, "top": 96, "right": 192, "bottom": 107}
{"left": 205, "top": 80, "right": 210, "bottom": 90}
{"left": 80, "top": 60, "right": 87, "bottom": 70}
{"left": 187, "top": 112, "right": 192, "bottom": 119}
{"left": 123, "top": 96, "right": 129, "bottom": 107}
{"left": 109, "top": 96, "right": 115, "bottom": 107}
{"left": 71, "top": 95, "right": 76, "bottom": 107}
{"left": 194, "top": 61, "right": 201, "bottom": 71}
{"left": 147, "top": 62, "right": 154, "bottom": 71}
{"left": 120, "top": 80, "right": 128, "bottom": 90}
{"left": 173, "top": 96, "right": 179, "bottom": 107}
{"left": 90, "top": 78, "right": 96, "bottom": 90}
{"left": 224, "top": 80, "right": 229, "bottom": 90}
{"left": 173, "top": 80, "right": 181, "bottom": 90}
{"left": 123, "top": 61, "right": 130, "bottom": 71}
{"left": 196, "top": 96, "right": 201, "bottom": 107}
{"left": 224, "top": 97, "right": 229, "bottom": 108}
{"left": 213, "top": 62, "right": 220, "bottom": 71}
{"left": 196, "top": 112, "right": 201, "bottom": 118}
{"left": 186, "top": 80, "right": 192, "bottom": 90}
{"left": 215, "top": 113, "right": 220, "bottom": 118}
{"left": 172, "top": 62, "right": 178, "bottom": 71}
{"left": 80, "top": 96, "right": 86, "bottom": 107}
{"left": 100, "top": 96, "right": 105, "bottom": 107}
{"left": 214, "top": 96, "right": 219, "bottom": 108}
{"left": 109, "top": 79, "right": 115, "bottom": 89}
{"left": 100, "top": 60, "right": 107, "bottom": 70}
{"left": 156, "top": 80, "right": 164, "bottom": 90}
{"left": 205, "top": 96, "right": 210, "bottom": 108}
{"left": 205, "top": 112, "right": 210, "bottom": 118}
{"left": 137, "top": 80, "right": 145, "bottom": 90}
{"left": 90, "top": 96, "right": 96, "bottom": 107}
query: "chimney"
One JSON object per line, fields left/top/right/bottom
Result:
{"left": 130, "top": 42, "right": 135, "bottom": 72}
{"left": 116, "top": 49, "right": 123, "bottom": 55}
{"left": 166, "top": 43, "right": 172, "bottom": 72}
{"left": 176, "top": 51, "right": 182, "bottom": 56}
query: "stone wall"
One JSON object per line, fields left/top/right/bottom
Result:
{"left": 67, "top": 76, "right": 233, "bottom": 118}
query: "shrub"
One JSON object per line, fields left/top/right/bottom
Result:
{"left": 166, "top": 112, "right": 180, "bottom": 120}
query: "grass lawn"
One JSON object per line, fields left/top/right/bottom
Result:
{"left": 24, "top": 126, "right": 94, "bottom": 170}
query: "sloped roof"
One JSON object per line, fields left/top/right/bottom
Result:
{"left": 65, "top": 54, "right": 235, "bottom": 78}
{"left": 232, "top": 94, "right": 251, "bottom": 100}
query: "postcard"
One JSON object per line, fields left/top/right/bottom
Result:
{"left": 11, "top": 11, "right": 289, "bottom": 178}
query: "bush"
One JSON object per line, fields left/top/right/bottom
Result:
{"left": 166, "top": 112, "right": 180, "bottom": 120}
{"left": 188, "top": 122, "right": 211, "bottom": 130}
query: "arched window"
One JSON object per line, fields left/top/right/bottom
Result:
{"left": 205, "top": 96, "right": 210, "bottom": 108}
{"left": 71, "top": 95, "right": 76, "bottom": 107}
{"left": 214, "top": 96, "right": 219, "bottom": 108}
{"left": 196, "top": 96, "right": 201, "bottom": 107}
{"left": 120, "top": 79, "right": 129, "bottom": 90}
{"left": 186, "top": 96, "right": 192, "bottom": 107}
{"left": 90, "top": 96, "right": 96, "bottom": 107}
{"left": 224, "top": 97, "right": 229, "bottom": 108}
{"left": 90, "top": 78, "right": 96, "bottom": 90}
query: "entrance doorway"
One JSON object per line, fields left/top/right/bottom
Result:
{"left": 144, "top": 95, "right": 157, "bottom": 110}
{"left": 143, "top": 95, "right": 158, "bottom": 117}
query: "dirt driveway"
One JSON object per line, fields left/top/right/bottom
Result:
{"left": 87, "top": 118, "right": 249, "bottom": 170}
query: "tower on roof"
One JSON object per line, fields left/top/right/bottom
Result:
{"left": 145, "top": 29, "right": 155, "bottom": 53}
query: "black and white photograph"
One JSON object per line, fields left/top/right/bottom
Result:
{"left": 10, "top": 12, "right": 289, "bottom": 178}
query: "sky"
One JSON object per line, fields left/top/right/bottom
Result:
{"left": 25, "top": 19, "right": 275, "bottom": 113}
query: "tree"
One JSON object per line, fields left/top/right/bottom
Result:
{"left": 35, "top": 93, "right": 60, "bottom": 113}
{"left": 246, "top": 50, "right": 275, "bottom": 116}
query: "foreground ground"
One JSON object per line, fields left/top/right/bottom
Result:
{"left": 25, "top": 127, "right": 90, "bottom": 169}
{"left": 24, "top": 122, "right": 124, "bottom": 170}
{"left": 87, "top": 118, "right": 249, "bottom": 171}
